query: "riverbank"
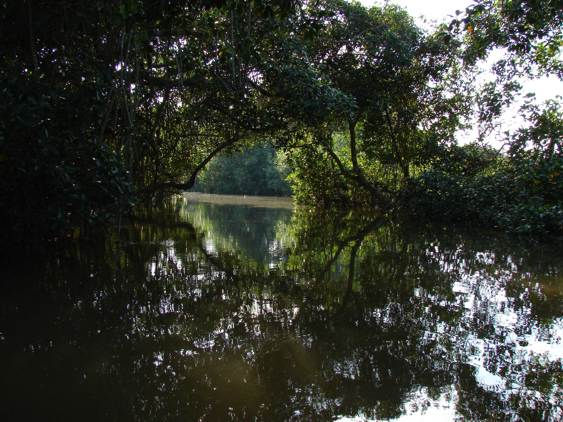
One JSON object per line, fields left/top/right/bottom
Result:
{"left": 184, "top": 192, "right": 294, "bottom": 209}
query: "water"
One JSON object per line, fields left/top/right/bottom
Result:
{"left": 1, "top": 194, "right": 561, "bottom": 421}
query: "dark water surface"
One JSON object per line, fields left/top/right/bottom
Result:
{"left": 1, "top": 195, "right": 561, "bottom": 421}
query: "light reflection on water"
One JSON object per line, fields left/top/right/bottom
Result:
{"left": 0, "top": 195, "right": 561, "bottom": 421}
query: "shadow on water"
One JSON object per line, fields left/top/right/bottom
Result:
{"left": 0, "top": 195, "right": 561, "bottom": 421}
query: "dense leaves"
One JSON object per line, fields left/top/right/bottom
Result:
{"left": 192, "top": 145, "right": 292, "bottom": 196}
{"left": 407, "top": 141, "right": 563, "bottom": 234}
{"left": 1, "top": 0, "right": 561, "bottom": 239}
{"left": 1, "top": 0, "right": 304, "bottom": 241}
{"left": 285, "top": 1, "right": 470, "bottom": 206}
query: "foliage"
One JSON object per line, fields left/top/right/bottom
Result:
{"left": 192, "top": 145, "right": 292, "bottom": 196}
{"left": 284, "top": 136, "right": 353, "bottom": 206}
{"left": 0, "top": 0, "right": 306, "bottom": 241}
{"left": 452, "top": 0, "right": 563, "bottom": 144}
{"left": 458, "top": 0, "right": 563, "bottom": 77}
{"left": 409, "top": 0, "right": 563, "bottom": 235}
{"left": 1, "top": 0, "right": 561, "bottom": 240}
{"left": 407, "top": 138, "right": 563, "bottom": 235}
{"left": 0, "top": 52, "right": 132, "bottom": 242}
{"left": 285, "top": 0, "right": 470, "bottom": 207}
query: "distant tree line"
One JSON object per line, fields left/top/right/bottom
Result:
{"left": 192, "top": 145, "right": 292, "bottom": 196}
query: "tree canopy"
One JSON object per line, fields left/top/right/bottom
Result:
{"left": 1, "top": 0, "right": 561, "bottom": 240}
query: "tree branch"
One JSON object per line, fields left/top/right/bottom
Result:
{"left": 140, "top": 135, "right": 239, "bottom": 194}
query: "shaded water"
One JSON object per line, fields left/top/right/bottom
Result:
{"left": 1, "top": 194, "right": 561, "bottom": 421}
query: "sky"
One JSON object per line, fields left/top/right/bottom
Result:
{"left": 357, "top": 0, "right": 562, "bottom": 146}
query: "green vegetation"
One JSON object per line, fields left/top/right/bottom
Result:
{"left": 192, "top": 145, "right": 292, "bottom": 196}
{"left": 283, "top": 1, "right": 470, "bottom": 207}
{"left": 1, "top": 0, "right": 561, "bottom": 241}
{"left": 407, "top": 140, "right": 562, "bottom": 234}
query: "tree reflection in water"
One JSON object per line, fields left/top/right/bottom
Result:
{"left": 0, "top": 196, "right": 561, "bottom": 421}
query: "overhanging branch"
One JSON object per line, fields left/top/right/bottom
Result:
{"left": 140, "top": 135, "right": 239, "bottom": 194}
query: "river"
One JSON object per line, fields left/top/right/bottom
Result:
{"left": 1, "top": 193, "right": 561, "bottom": 421}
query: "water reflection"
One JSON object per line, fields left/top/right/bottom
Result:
{"left": 0, "top": 196, "right": 561, "bottom": 421}
{"left": 181, "top": 198, "right": 292, "bottom": 268}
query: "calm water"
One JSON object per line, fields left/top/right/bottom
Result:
{"left": 1, "top": 194, "right": 561, "bottom": 421}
